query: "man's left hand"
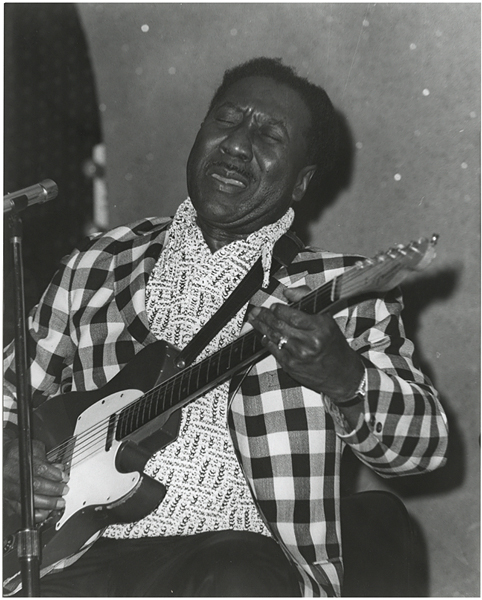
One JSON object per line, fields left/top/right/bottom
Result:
{"left": 247, "top": 286, "right": 365, "bottom": 401}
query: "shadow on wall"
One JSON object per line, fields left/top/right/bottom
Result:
{"left": 293, "top": 111, "right": 354, "bottom": 242}
{"left": 391, "top": 266, "right": 465, "bottom": 498}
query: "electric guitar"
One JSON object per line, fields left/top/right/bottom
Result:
{"left": 3, "top": 235, "right": 439, "bottom": 590}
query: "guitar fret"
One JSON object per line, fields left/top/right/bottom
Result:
{"left": 205, "top": 355, "right": 215, "bottom": 382}
{"left": 179, "top": 372, "right": 188, "bottom": 397}
{"left": 248, "top": 332, "right": 258, "bottom": 355}
{"left": 147, "top": 390, "right": 157, "bottom": 419}
{"left": 139, "top": 396, "right": 148, "bottom": 431}
{"left": 179, "top": 370, "right": 188, "bottom": 396}
{"left": 167, "top": 375, "right": 177, "bottom": 410}
{"left": 195, "top": 362, "right": 201, "bottom": 392}
{"left": 130, "top": 404, "right": 139, "bottom": 433}
{"left": 227, "top": 341, "right": 235, "bottom": 369}
{"left": 156, "top": 381, "right": 167, "bottom": 413}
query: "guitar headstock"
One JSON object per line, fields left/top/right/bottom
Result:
{"left": 338, "top": 234, "right": 439, "bottom": 299}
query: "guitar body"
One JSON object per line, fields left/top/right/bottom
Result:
{"left": 3, "top": 340, "right": 182, "bottom": 588}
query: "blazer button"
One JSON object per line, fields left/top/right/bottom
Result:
{"left": 376, "top": 422, "right": 382, "bottom": 433}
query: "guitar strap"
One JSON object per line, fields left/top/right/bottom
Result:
{"left": 174, "top": 230, "right": 304, "bottom": 369}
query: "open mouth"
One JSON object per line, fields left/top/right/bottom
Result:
{"left": 211, "top": 173, "right": 246, "bottom": 188}
{"left": 207, "top": 162, "right": 251, "bottom": 190}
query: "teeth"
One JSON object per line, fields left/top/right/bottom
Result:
{"left": 211, "top": 173, "right": 246, "bottom": 188}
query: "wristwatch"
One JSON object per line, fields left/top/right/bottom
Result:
{"left": 335, "top": 369, "right": 367, "bottom": 408}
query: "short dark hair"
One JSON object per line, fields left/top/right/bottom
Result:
{"left": 207, "top": 57, "right": 339, "bottom": 175}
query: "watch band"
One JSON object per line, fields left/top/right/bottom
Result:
{"left": 334, "top": 369, "right": 367, "bottom": 408}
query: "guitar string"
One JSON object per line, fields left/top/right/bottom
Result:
{"left": 45, "top": 250, "right": 413, "bottom": 468}
{"left": 47, "top": 416, "right": 112, "bottom": 463}
{"left": 45, "top": 329, "right": 262, "bottom": 466}
{"left": 44, "top": 266, "right": 377, "bottom": 466}
{"left": 45, "top": 419, "right": 105, "bottom": 462}
{"left": 45, "top": 279, "right": 341, "bottom": 468}
{"left": 44, "top": 260, "right": 382, "bottom": 466}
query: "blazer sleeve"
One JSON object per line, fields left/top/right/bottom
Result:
{"left": 323, "top": 288, "right": 448, "bottom": 477}
{"left": 3, "top": 243, "right": 89, "bottom": 435}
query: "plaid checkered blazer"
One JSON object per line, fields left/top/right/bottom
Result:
{"left": 4, "top": 216, "right": 448, "bottom": 597}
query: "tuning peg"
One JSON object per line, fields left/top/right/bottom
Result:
{"left": 386, "top": 248, "right": 399, "bottom": 258}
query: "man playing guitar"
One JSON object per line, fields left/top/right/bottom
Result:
{"left": 3, "top": 57, "right": 448, "bottom": 597}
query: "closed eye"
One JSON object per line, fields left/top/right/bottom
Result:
{"left": 213, "top": 104, "right": 243, "bottom": 126}
{"left": 216, "top": 117, "right": 237, "bottom": 125}
{"left": 262, "top": 131, "right": 282, "bottom": 141}
{"left": 259, "top": 126, "right": 284, "bottom": 143}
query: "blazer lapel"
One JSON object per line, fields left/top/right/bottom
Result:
{"left": 113, "top": 223, "right": 170, "bottom": 346}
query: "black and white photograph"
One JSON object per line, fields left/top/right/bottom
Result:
{"left": 3, "top": 3, "right": 479, "bottom": 597}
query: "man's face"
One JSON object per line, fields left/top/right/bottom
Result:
{"left": 186, "top": 76, "right": 316, "bottom": 238}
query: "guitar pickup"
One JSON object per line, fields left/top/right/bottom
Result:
{"left": 106, "top": 413, "right": 117, "bottom": 451}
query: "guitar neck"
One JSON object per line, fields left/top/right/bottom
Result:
{"left": 115, "top": 278, "right": 338, "bottom": 440}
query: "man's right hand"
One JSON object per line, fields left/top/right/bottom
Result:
{"left": 3, "top": 436, "right": 69, "bottom": 523}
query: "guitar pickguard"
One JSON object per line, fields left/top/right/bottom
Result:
{"left": 55, "top": 388, "right": 144, "bottom": 531}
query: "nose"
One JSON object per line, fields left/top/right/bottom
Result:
{"left": 219, "top": 123, "right": 253, "bottom": 162}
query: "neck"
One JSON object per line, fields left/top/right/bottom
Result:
{"left": 196, "top": 217, "right": 251, "bottom": 252}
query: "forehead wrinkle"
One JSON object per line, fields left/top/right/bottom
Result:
{"left": 213, "top": 96, "right": 292, "bottom": 142}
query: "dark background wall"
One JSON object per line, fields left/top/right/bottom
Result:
{"left": 4, "top": 3, "right": 479, "bottom": 596}
{"left": 4, "top": 3, "right": 101, "bottom": 342}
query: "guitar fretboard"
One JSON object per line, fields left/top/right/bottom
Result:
{"left": 115, "top": 276, "right": 338, "bottom": 440}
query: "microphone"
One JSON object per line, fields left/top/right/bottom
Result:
{"left": 3, "top": 179, "right": 58, "bottom": 213}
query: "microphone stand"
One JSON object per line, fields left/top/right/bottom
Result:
{"left": 7, "top": 209, "right": 41, "bottom": 596}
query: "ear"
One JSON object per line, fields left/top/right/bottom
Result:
{"left": 292, "top": 165, "right": 317, "bottom": 203}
